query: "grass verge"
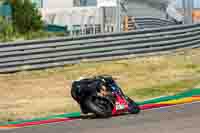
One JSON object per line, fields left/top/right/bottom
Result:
{"left": 127, "top": 79, "right": 200, "bottom": 99}
{"left": 1, "top": 48, "right": 200, "bottom": 122}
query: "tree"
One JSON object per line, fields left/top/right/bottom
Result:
{"left": 0, "top": 16, "right": 14, "bottom": 41}
{"left": 9, "top": 0, "right": 43, "bottom": 34}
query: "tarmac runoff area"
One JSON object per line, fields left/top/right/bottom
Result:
{"left": 2, "top": 101, "right": 200, "bottom": 133}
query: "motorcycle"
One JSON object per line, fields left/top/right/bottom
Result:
{"left": 71, "top": 75, "right": 140, "bottom": 118}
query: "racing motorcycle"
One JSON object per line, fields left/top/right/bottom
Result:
{"left": 71, "top": 75, "right": 140, "bottom": 118}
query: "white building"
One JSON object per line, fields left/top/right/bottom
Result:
{"left": 35, "top": 0, "right": 181, "bottom": 19}
{"left": 37, "top": 0, "right": 101, "bottom": 29}
{"left": 31, "top": 0, "right": 74, "bottom": 8}
{"left": 34, "top": 0, "right": 184, "bottom": 33}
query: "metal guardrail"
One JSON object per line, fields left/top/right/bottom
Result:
{"left": 134, "top": 17, "right": 178, "bottom": 29}
{"left": 0, "top": 23, "right": 200, "bottom": 73}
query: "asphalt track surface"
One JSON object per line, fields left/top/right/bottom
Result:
{"left": 3, "top": 102, "right": 200, "bottom": 133}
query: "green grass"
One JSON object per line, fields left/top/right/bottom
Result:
{"left": 127, "top": 79, "right": 200, "bottom": 99}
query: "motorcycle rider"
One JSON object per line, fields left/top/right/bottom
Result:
{"left": 71, "top": 76, "right": 112, "bottom": 114}
{"left": 71, "top": 75, "right": 140, "bottom": 116}
{"left": 71, "top": 77, "right": 110, "bottom": 102}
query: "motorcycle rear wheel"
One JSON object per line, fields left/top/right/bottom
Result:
{"left": 84, "top": 96, "right": 113, "bottom": 118}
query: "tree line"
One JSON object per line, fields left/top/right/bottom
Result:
{"left": 0, "top": 0, "right": 44, "bottom": 41}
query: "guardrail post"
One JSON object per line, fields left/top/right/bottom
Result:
{"left": 123, "top": 16, "right": 129, "bottom": 32}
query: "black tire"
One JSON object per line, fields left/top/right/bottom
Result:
{"left": 127, "top": 97, "right": 141, "bottom": 114}
{"left": 71, "top": 82, "right": 80, "bottom": 102}
{"left": 80, "top": 101, "right": 89, "bottom": 114}
{"left": 71, "top": 86, "right": 77, "bottom": 101}
{"left": 84, "top": 96, "right": 113, "bottom": 118}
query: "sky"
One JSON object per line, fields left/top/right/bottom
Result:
{"left": 172, "top": 0, "right": 199, "bottom": 8}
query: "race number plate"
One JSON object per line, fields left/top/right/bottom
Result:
{"left": 116, "top": 104, "right": 125, "bottom": 110}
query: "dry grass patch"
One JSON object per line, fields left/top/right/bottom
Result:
{"left": 1, "top": 48, "right": 200, "bottom": 122}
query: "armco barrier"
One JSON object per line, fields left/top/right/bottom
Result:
{"left": 134, "top": 17, "right": 178, "bottom": 29}
{"left": 0, "top": 23, "right": 200, "bottom": 73}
